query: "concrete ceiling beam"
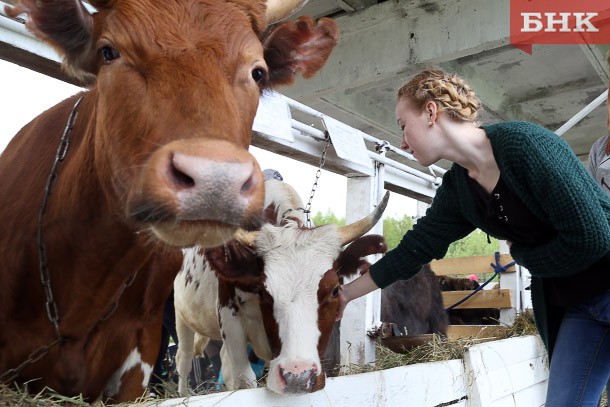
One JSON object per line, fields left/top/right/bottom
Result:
{"left": 334, "top": 0, "right": 378, "bottom": 12}
{"left": 283, "top": 0, "right": 510, "bottom": 104}
{"left": 579, "top": 44, "right": 610, "bottom": 83}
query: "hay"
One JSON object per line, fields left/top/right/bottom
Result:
{"left": 0, "top": 371, "right": 237, "bottom": 406}
{"left": 0, "top": 382, "right": 168, "bottom": 407}
{"left": 341, "top": 311, "right": 539, "bottom": 375}
{"left": 0, "top": 313, "right": 543, "bottom": 405}
{"left": 0, "top": 383, "right": 90, "bottom": 406}
{"left": 504, "top": 310, "right": 538, "bottom": 338}
{"left": 340, "top": 334, "right": 476, "bottom": 375}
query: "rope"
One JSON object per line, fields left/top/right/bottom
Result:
{"left": 444, "top": 252, "right": 515, "bottom": 311}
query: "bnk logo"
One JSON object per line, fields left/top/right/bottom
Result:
{"left": 510, "top": 0, "right": 610, "bottom": 54}
{"left": 522, "top": 13, "right": 599, "bottom": 33}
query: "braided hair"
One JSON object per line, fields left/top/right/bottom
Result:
{"left": 397, "top": 68, "right": 481, "bottom": 123}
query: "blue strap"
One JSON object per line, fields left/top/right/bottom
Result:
{"left": 490, "top": 251, "right": 516, "bottom": 274}
{"left": 444, "top": 252, "right": 514, "bottom": 311}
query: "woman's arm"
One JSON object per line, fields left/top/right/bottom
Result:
{"left": 336, "top": 169, "right": 475, "bottom": 320}
{"left": 335, "top": 271, "right": 378, "bottom": 321}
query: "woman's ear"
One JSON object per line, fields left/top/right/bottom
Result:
{"left": 425, "top": 101, "right": 438, "bottom": 124}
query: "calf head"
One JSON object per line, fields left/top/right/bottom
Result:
{"left": 437, "top": 274, "right": 480, "bottom": 291}
{"left": 208, "top": 192, "right": 389, "bottom": 394}
{"left": 5, "top": 0, "right": 338, "bottom": 248}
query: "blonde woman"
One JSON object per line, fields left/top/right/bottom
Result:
{"left": 337, "top": 68, "right": 610, "bottom": 407}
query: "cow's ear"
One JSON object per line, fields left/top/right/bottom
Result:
{"left": 205, "top": 242, "right": 263, "bottom": 284}
{"left": 263, "top": 16, "right": 339, "bottom": 87}
{"left": 335, "top": 234, "right": 387, "bottom": 278}
{"left": 5, "top": 0, "right": 96, "bottom": 82}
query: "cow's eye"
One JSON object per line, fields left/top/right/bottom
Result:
{"left": 331, "top": 286, "right": 341, "bottom": 298}
{"left": 101, "top": 46, "right": 120, "bottom": 62}
{"left": 251, "top": 67, "right": 266, "bottom": 83}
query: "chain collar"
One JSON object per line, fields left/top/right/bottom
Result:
{"left": 0, "top": 96, "right": 83, "bottom": 384}
{"left": 37, "top": 96, "right": 84, "bottom": 339}
{"left": 1, "top": 95, "right": 136, "bottom": 384}
{"left": 302, "top": 132, "right": 331, "bottom": 227}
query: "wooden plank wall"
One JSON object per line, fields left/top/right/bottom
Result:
{"left": 430, "top": 254, "right": 516, "bottom": 310}
{"left": 430, "top": 254, "right": 516, "bottom": 276}
{"left": 432, "top": 254, "right": 518, "bottom": 339}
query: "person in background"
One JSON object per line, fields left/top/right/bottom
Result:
{"left": 263, "top": 168, "right": 284, "bottom": 182}
{"left": 587, "top": 52, "right": 610, "bottom": 195}
{"left": 465, "top": 274, "right": 478, "bottom": 283}
{"left": 587, "top": 132, "right": 610, "bottom": 194}
{"left": 336, "top": 68, "right": 610, "bottom": 407}
{"left": 149, "top": 291, "right": 178, "bottom": 395}
{"left": 586, "top": 51, "right": 610, "bottom": 407}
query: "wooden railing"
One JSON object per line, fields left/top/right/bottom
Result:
{"left": 430, "top": 253, "right": 518, "bottom": 339}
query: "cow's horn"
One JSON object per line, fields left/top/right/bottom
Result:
{"left": 338, "top": 191, "right": 390, "bottom": 246}
{"left": 233, "top": 229, "right": 259, "bottom": 247}
{"left": 266, "top": 0, "right": 309, "bottom": 24}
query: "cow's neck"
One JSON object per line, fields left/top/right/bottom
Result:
{"left": 11, "top": 92, "right": 157, "bottom": 338}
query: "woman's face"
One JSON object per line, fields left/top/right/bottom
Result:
{"left": 395, "top": 97, "right": 436, "bottom": 166}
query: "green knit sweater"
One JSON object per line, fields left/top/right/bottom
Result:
{"left": 369, "top": 121, "right": 610, "bottom": 356}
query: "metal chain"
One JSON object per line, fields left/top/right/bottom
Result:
{"left": 301, "top": 132, "right": 331, "bottom": 227}
{"left": 37, "top": 96, "right": 84, "bottom": 339}
{"left": 0, "top": 267, "right": 137, "bottom": 383}
{"left": 4, "top": 95, "right": 142, "bottom": 384}
{"left": 100, "top": 271, "right": 139, "bottom": 322}
{"left": 0, "top": 338, "right": 63, "bottom": 383}
{"left": 0, "top": 96, "right": 84, "bottom": 384}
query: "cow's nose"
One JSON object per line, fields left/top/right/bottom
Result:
{"left": 278, "top": 363, "right": 318, "bottom": 394}
{"left": 167, "top": 151, "right": 263, "bottom": 227}
{"left": 169, "top": 152, "right": 259, "bottom": 198}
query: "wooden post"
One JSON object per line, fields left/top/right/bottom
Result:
{"left": 499, "top": 240, "right": 518, "bottom": 325}
{"left": 416, "top": 200, "right": 430, "bottom": 219}
{"left": 520, "top": 265, "right": 533, "bottom": 310}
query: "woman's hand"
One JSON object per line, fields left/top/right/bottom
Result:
{"left": 336, "top": 286, "right": 350, "bottom": 321}
{"left": 335, "top": 272, "right": 381, "bottom": 321}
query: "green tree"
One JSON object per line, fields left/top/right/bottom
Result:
{"left": 445, "top": 230, "right": 499, "bottom": 258}
{"left": 383, "top": 215, "right": 414, "bottom": 250}
{"left": 312, "top": 210, "right": 499, "bottom": 259}
{"left": 312, "top": 209, "right": 345, "bottom": 227}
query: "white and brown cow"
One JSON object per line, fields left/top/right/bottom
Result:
{"left": 174, "top": 180, "right": 389, "bottom": 394}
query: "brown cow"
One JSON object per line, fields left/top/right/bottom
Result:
{"left": 0, "top": 0, "right": 338, "bottom": 401}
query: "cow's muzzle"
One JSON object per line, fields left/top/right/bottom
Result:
{"left": 126, "top": 139, "right": 264, "bottom": 247}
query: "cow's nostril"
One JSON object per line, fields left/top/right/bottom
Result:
{"left": 240, "top": 172, "right": 256, "bottom": 195}
{"left": 169, "top": 156, "right": 195, "bottom": 189}
{"left": 278, "top": 364, "right": 318, "bottom": 393}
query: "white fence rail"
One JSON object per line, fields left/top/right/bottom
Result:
{"left": 148, "top": 336, "right": 548, "bottom": 407}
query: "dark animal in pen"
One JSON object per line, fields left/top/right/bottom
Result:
{"left": 380, "top": 264, "right": 449, "bottom": 336}
{"left": 436, "top": 275, "right": 500, "bottom": 325}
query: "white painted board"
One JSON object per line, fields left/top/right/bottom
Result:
{"left": 465, "top": 335, "right": 549, "bottom": 407}
{"left": 148, "top": 336, "right": 548, "bottom": 407}
{"left": 152, "top": 359, "right": 466, "bottom": 407}
{"left": 252, "top": 91, "right": 293, "bottom": 142}
{"left": 322, "top": 116, "right": 373, "bottom": 170}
